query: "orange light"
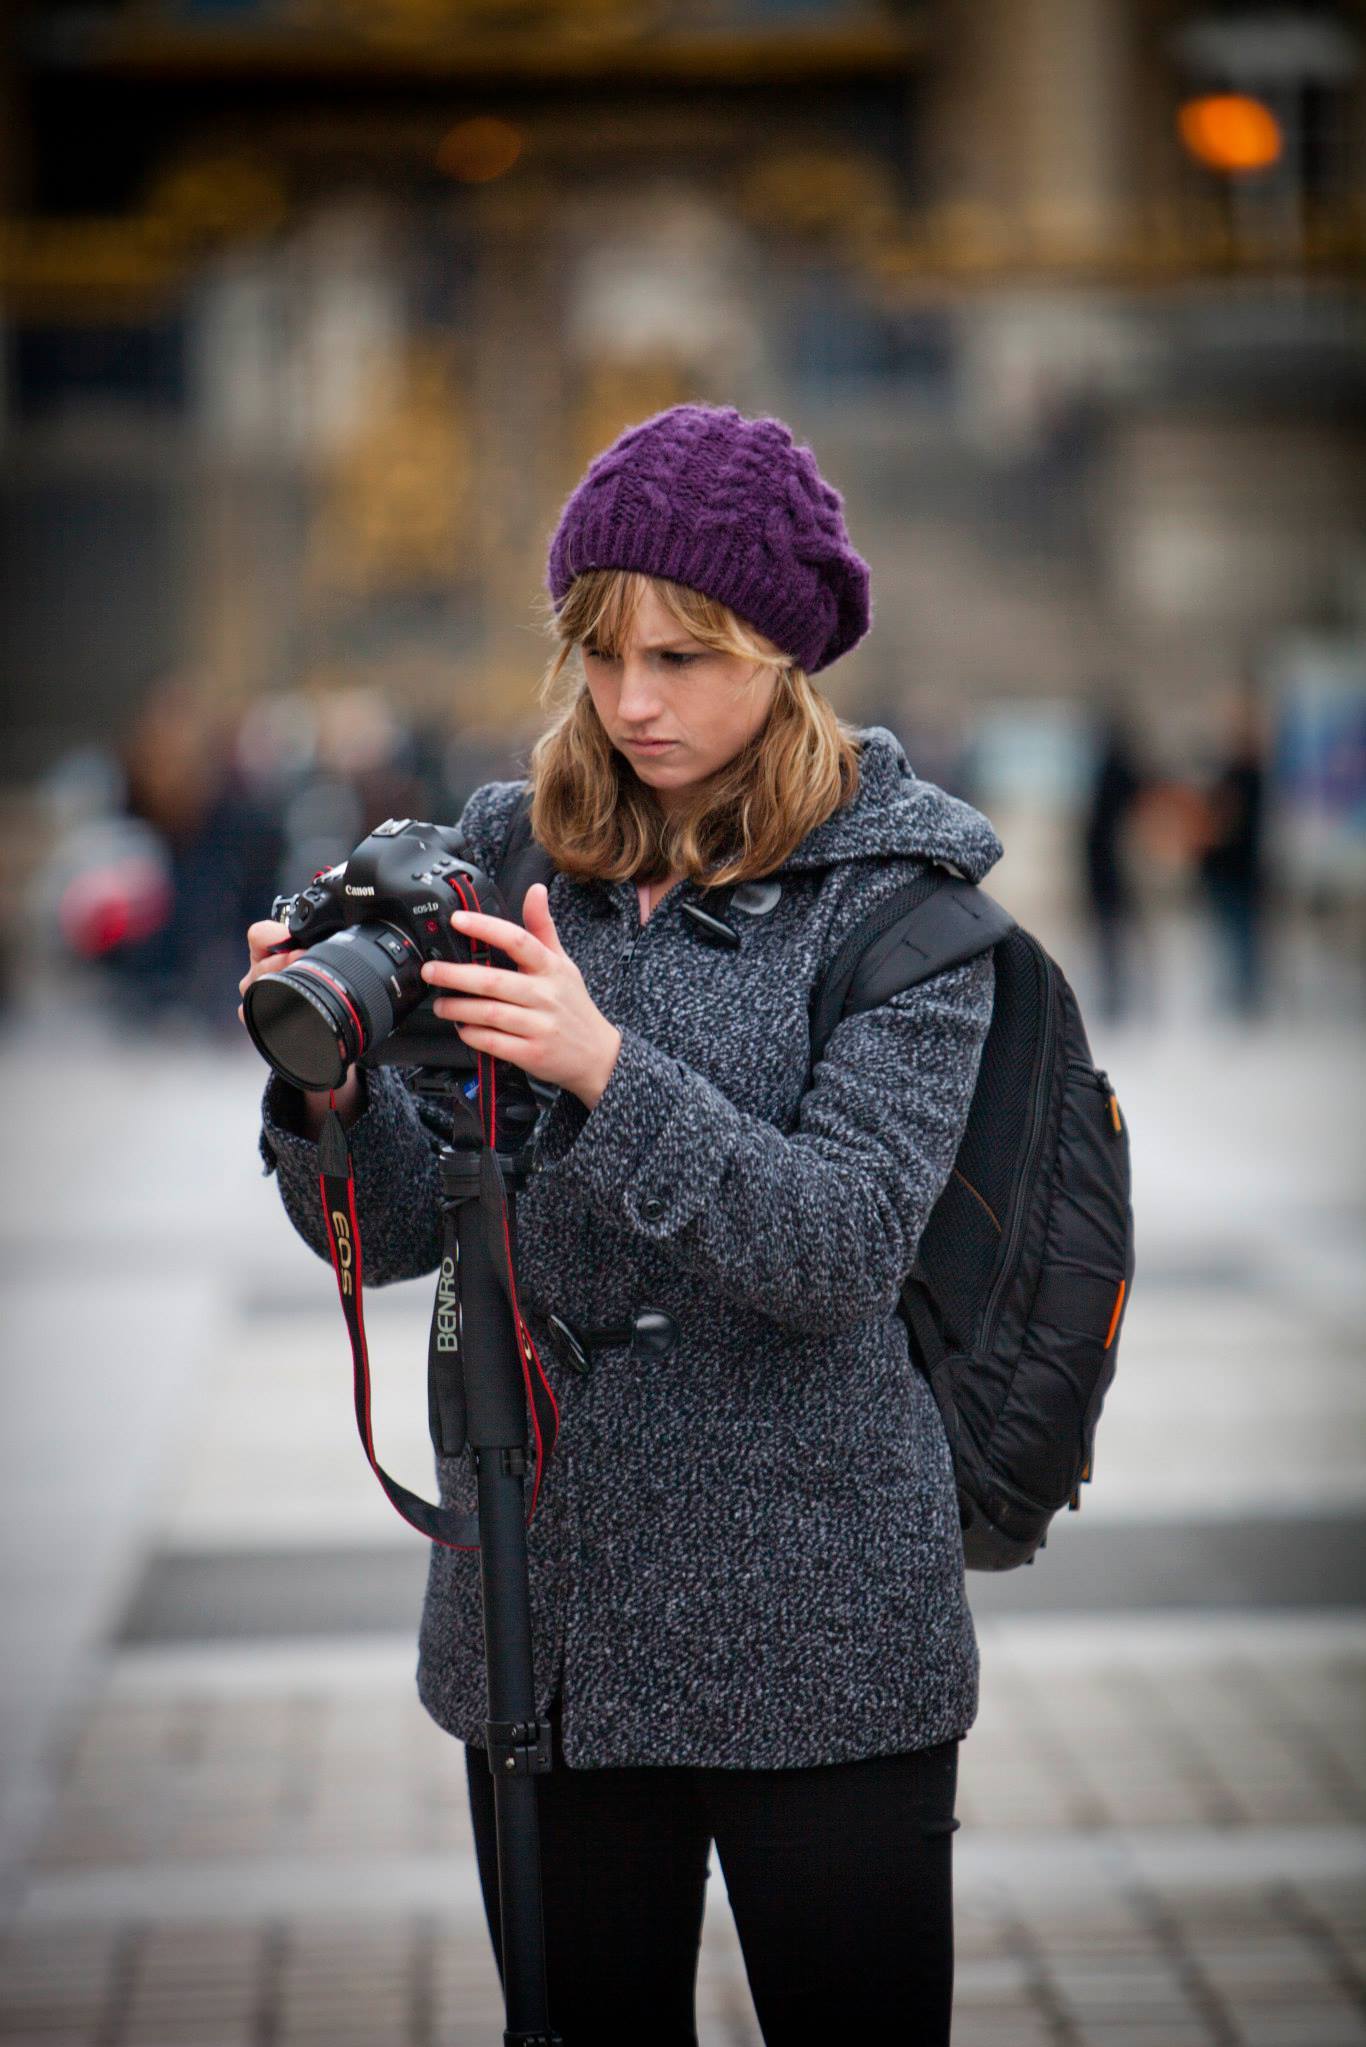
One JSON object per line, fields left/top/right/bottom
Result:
{"left": 436, "top": 118, "right": 523, "bottom": 186}
{"left": 1178, "top": 94, "right": 1283, "bottom": 175}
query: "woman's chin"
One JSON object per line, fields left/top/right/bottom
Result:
{"left": 625, "top": 753, "right": 683, "bottom": 784}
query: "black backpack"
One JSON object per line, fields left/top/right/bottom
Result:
{"left": 493, "top": 795, "right": 1136, "bottom": 1573}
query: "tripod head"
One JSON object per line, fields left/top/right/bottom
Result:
{"left": 361, "top": 991, "right": 559, "bottom": 1163}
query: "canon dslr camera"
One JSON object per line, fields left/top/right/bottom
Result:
{"left": 243, "top": 817, "right": 508, "bottom": 1092}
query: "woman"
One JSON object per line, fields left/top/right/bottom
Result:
{"left": 243, "top": 403, "right": 1004, "bottom": 2042}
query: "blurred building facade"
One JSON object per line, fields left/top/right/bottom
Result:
{"left": 1, "top": 0, "right": 1364, "bottom": 943}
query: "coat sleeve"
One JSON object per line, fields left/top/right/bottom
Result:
{"left": 255, "top": 775, "right": 527, "bottom": 1286}
{"left": 530, "top": 949, "right": 996, "bottom": 1337}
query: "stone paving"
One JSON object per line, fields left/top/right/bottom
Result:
{"left": 2, "top": 1614, "right": 1362, "bottom": 2045}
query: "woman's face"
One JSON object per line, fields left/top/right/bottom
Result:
{"left": 580, "top": 584, "right": 784, "bottom": 817}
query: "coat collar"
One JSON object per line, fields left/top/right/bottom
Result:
{"left": 576, "top": 725, "right": 1003, "bottom": 919}
{"left": 763, "top": 725, "right": 1004, "bottom": 885}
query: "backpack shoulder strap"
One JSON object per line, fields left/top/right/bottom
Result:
{"left": 810, "top": 869, "right": 1016, "bottom": 1071}
{"left": 490, "top": 785, "right": 556, "bottom": 924}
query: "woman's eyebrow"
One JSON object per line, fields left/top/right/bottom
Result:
{"left": 582, "top": 636, "right": 706, "bottom": 654}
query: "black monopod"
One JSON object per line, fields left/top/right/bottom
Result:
{"left": 320, "top": 1003, "right": 564, "bottom": 2047}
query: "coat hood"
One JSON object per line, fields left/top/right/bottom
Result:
{"left": 773, "top": 724, "right": 1004, "bottom": 883}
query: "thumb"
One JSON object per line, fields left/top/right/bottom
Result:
{"left": 521, "top": 881, "right": 566, "bottom": 955}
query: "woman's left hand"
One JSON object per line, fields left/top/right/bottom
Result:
{"left": 421, "top": 882, "right": 623, "bottom": 1109}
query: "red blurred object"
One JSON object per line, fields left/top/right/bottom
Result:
{"left": 59, "top": 856, "right": 174, "bottom": 958}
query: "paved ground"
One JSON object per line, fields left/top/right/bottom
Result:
{"left": 1, "top": 938, "right": 1363, "bottom": 2044}
{"left": 2, "top": 1616, "right": 1363, "bottom": 2044}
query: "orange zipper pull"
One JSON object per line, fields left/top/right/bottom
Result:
{"left": 1093, "top": 1067, "right": 1124, "bottom": 1136}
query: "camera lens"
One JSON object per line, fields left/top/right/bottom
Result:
{"left": 244, "top": 924, "right": 418, "bottom": 1090}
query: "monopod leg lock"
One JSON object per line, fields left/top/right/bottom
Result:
{"left": 485, "top": 1718, "right": 554, "bottom": 1776}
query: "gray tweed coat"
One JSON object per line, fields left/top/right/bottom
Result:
{"left": 258, "top": 724, "right": 1003, "bottom": 1770}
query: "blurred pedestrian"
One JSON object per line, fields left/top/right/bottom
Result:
{"left": 1080, "top": 696, "right": 1145, "bottom": 1022}
{"left": 108, "top": 673, "right": 281, "bottom": 1033}
{"left": 244, "top": 403, "right": 1003, "bottom": 2041}
{"left": 1196, "top": 674, "right": 1271, "bottom": 1020}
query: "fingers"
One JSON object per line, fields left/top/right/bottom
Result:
{"left": 432, "top": 997, "right": 536, "bottom": 1037}
{"left": 519, "top": 880, "right": 561, "bottom": 938}
{"left": 448, "top": 907, "right": 548, "bottom": 968}
{"left": 247, "top": 919, "right": 292, "bottom": 962}
{"left": 420, "top": 959, "right": 528, "bottom": 998}
{"left": 238, "top": 946, "right": 304, "bottom": 996}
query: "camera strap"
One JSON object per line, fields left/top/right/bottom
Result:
{"left": 316, "top": 1100, "right": 560, "bottom": 1552}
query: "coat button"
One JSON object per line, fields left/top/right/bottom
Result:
{"left": 629, "top": 1307, "right": 679, "bottom": 1363}
{"left": 731, "top": 879, "right": 782, "bottom": 917}
{"left": 547, "top": 1314, "right": 591, "bottom": 1376}
{"left": 639, "top": 1195, "right": 665, "bottom": 1221}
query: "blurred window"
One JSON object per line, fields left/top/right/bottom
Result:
{"left": 14, "top": 319, "right": 187, "bottom": 420}
{"left": 782, "top": 274, "right": 954, "bottom": 399}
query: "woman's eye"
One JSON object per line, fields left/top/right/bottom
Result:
{"left": 582, "top": 646, "right": 698, "bottom": 667}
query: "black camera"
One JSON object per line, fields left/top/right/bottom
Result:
{"left": 243, "top": 816, "right": 508, "bottom": 1092}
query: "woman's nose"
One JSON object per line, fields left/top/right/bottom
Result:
{"left": 617, "top": 660, "right": 664, "bottom": 713}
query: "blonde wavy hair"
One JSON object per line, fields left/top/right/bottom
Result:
{"left": 523, "top": 569, "right": 864, "bottom": 891}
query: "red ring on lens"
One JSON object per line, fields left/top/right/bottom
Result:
{"left": 291, "top": 961, "right": 366, "bottom": 1054}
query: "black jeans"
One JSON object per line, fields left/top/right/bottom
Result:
{"left": 464, "top": 1701, "right": 961, "bottom": 2045}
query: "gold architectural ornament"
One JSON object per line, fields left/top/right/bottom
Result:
{"left": 0, "top": 218, "right": 179, "bottom": 314}
{"left": 143, "top": 156, "right": 289, "bottom": 250}
{"left": 920, "top": 200, "right": 1020, "bottom": 272}
{"left": 304, "top": 340, "right": 476, "bottom": 602}
{"left": 861, "top": 236, "right": 931, "bottom": 289}
{"left": 1303, "top": 196, "right": 1364, "bottom": 263}
{"left": 735, "top": 149, "right": 900, "bottom": 243}
{"left": 0, "top": 149, "right": 290, "bottom": 316}
{"left": 303, "top": 0, "right": 647, "bottom": 48}
{"left": 568, "top": 357, "right": 693, "bottom": 488}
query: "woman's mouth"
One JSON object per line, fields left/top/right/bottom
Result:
{"left": 625, "top": 739, "right": 677, "bottom": 753}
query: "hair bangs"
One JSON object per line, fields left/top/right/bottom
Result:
{"left": 550, "top": 569, "right": 784, "bottom": 671}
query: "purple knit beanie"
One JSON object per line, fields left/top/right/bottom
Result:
{"left": 545, "top": 403, "right": 872, "bottom": 675}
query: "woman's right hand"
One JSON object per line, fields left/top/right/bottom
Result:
{"left": 240, "top": 921, "right": 363, "bottom": 1132}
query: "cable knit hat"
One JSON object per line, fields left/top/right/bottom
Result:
{"left": 545, "top": 402, "right": 872, "bottom": 674}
